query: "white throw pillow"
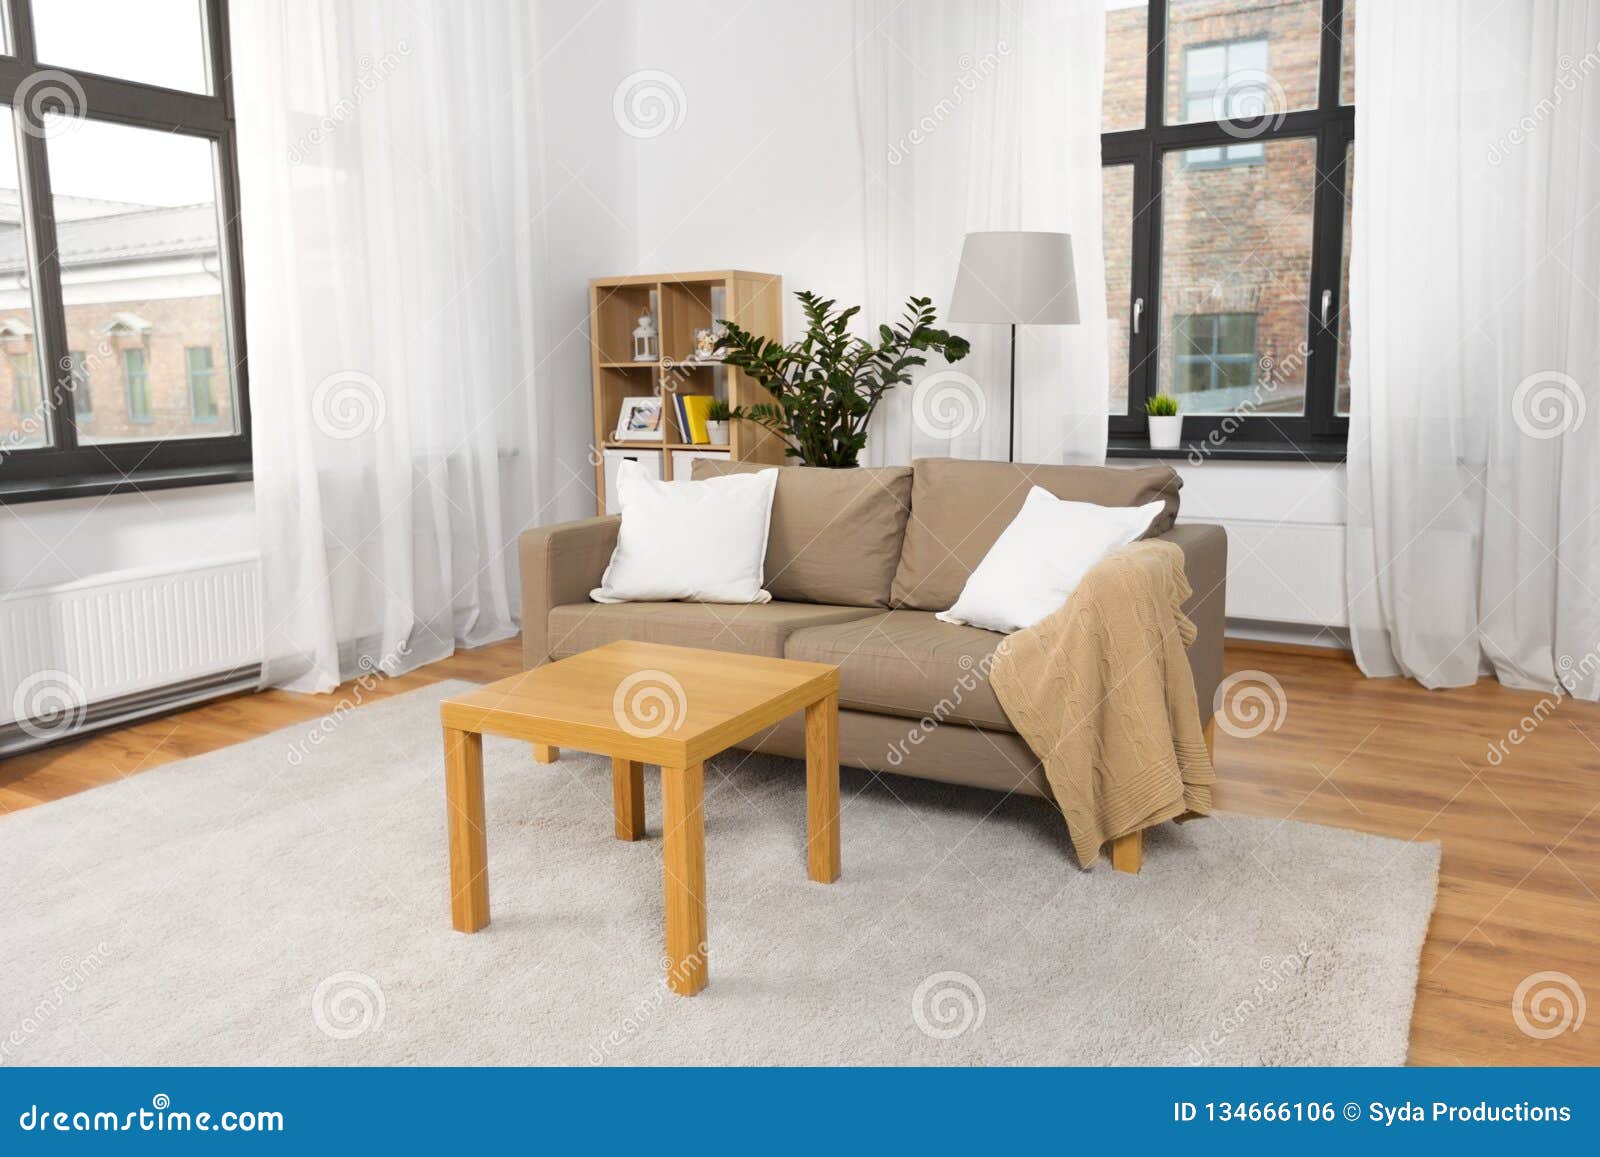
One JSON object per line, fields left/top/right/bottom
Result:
{"left": 936, "top": 487, "right": 1168, "bottom": 634}
{"left": 591, "top": 459, "right": 779, "bottom": 604}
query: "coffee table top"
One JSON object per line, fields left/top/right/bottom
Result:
{"left": 440, "top": 640, "right": 839, "bottom": 766}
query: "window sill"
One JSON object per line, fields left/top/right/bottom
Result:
{"left": 0, "top": 464, "right": 253, "bottom": 506}
{"left": 1107, "top": 439, "right": 1347, "bottom": 464}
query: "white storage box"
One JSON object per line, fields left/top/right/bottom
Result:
{"left": 602, "top": 448, "right": 662, "bottom": 514}
{"left": 670, "top": 448, "right": 730, "bottom": 481}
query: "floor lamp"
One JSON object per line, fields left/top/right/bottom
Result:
{"left": 947, "top": 231, "right": 1080, "bottom": 462}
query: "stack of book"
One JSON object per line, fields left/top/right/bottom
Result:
{"left": 670, "top": 393, "right": 722, "bottom": 445}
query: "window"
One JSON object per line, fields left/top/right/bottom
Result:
{"left": 67, "top": 350, "right": 89, "bottom": 416}
{"left": 123, "top": 349, "right": 150, "bottom": 423}
{"left": 1174, "top": 313, "right": 1257, "bottom": 399}
{"left": 1101, "top": 0, "right": 1353, "bottom": 456}
{"left": 187, "top": 346, "right": 217, "bottom": 421}
{"left": 1181, "top": 40, "right": 1266, "bottom": 167}
{"left": 0, "top": 1, "right": 250, "bottom": 501}
{"left": 10, "top": 352, "right": 35, "bottom": 415}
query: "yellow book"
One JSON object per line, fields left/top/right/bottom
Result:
{"left": 681, "top": 395, "right": 714, "bottom": 445}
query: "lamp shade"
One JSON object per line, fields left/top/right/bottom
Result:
{"left": 947, "top": 231, "right": 1079, "bottom": 325}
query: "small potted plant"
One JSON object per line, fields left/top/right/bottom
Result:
{"left": 705, "top": 398, "right": 731, "bottom": 445}
{"left": 1145, "top": 393, "right": 1181, "bottom": 450}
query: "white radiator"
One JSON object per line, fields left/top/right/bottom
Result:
{"left": 0, "top": 555, "right": 262, "bottom": 727}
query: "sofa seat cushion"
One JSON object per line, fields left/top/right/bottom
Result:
{"left": 783, "top": 610, "right": 1013, "bottom": 731}
{"left": 891, "top": 457, "right": 1182, "bottom": 611}
{"left": 548, "top": 601, "right": 880, "bottom": 660}
{"left": 690, "top": 459, "right": 913, "bottom": 607}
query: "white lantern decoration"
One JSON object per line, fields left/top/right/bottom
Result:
{"left": 632, "top": 312, "right": 659, "bottom": 362}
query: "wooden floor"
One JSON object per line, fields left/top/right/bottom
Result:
{"left": 3, "top": 638, "right": 1596, "bottom": 1066}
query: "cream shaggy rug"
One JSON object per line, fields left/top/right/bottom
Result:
{"left": 0, "top": 682, "right": 1439, "bottom": 1066}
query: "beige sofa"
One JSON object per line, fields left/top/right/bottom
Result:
{"left": 519, "top": 457, "right": 1226, "bottom": 868}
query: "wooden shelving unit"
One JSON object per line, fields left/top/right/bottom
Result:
{"left": 588, "top": 270, "right": 784, "bottom": 512}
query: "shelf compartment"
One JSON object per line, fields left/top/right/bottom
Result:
{"left": 597, "top": 364, "right": 659, "bottom": 444}
{"left": 660, "top": 281, "right": 716, "bottom": 363}
{"left": 592, "top": 283, "right": 657, "bottom": 364}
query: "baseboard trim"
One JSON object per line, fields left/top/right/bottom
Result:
{"left": 0, "top": 665, "right": 261, "bottom": 758}
{"left": 1227, "top": 617, "right": 1353, "bottom": 655}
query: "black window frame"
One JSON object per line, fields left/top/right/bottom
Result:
{"left": 0, "top": 0, "right": 251, "bottom": 502}
{"left": 1104, "top": 0, "right": 1352, "bottom": 459}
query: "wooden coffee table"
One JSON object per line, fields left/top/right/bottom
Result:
{"left": 438, "top": 640, "right": 841, "bottom": 996}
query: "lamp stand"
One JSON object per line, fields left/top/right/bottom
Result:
{"left": 1007, "top": 322, "right": 1017, "bottom": 463}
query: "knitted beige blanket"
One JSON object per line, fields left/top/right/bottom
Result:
{"left": 989, "top": 540, "right": 1214, "bottom": 868}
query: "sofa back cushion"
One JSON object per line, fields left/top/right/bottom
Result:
{"left": 691, "top": 459, "right": 913, "bottom": 607}
{"left": 890, "top": 458, "right": 1182, "bottom": 611}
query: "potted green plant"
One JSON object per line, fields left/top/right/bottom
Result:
{"left": 715, "top": 290, "right": 970, "bottom": 468}
{"left": 705, "top": 398, "right": 731, "bottom": 445}
{"left": 1145, "top": 393, "right": 1181, "bottom": 450}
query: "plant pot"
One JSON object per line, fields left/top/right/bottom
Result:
{"left": 1147, "top": 414, "right": 1182, "bottom": 451}
{"left": 705, "top": 421, "right": 728, "bottom": 445}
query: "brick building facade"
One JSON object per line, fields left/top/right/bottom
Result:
{"left": 1103, "top": 0, "right": 1354, "bottom": 415}
{"left": 0, "top": 199, "right": 234, "bottom": 448}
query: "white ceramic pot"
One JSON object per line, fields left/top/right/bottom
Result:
{"left": 705, "top": 420, "right": 729, "bottom": 445}
{"left": 1147, "top": 414, "right": 1182, "bottom": 451}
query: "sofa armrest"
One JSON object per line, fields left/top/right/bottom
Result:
{"left": 518, "top": 515, "right": 620, "bottom": 667}
{"left": 1151, "top": 522, "right": 1227, "bottom": 725}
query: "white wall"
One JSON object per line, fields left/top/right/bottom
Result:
{"left": 509, "top": 0, "right": 641, "bottom": 529}
{"left": 0, "top": 483, "right": 256, "bottom": 593}
{"left": 629, "top": 0, "right": 867, "bottom": 341}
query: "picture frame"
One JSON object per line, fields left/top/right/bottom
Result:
{"left": 614, "top": 395, "right": 664, "bottom": 441}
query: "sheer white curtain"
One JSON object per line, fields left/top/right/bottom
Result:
{"left": 1348, "top": 0, "right": 1600, "bottom": 698}
{"left": 231, "top": 1, "right": 562, "bottom": 693}
{"left": 855, "top": 0, "right": 1108, "bottom": 466}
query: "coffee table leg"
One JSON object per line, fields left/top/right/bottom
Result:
{"left": 805, "top": 692, "right": 841, "bottom": 883}
{"left": 612, "top": 756, "right": 646, "bottom": 841}
{"left": 661, "top": 761, "right": 708, "bottom": 996}
{"left": 444, "top": 727, "right": 489, "bottom": 932}
{"left": 532, "top": 744, "right": 559, "bottom": 764}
